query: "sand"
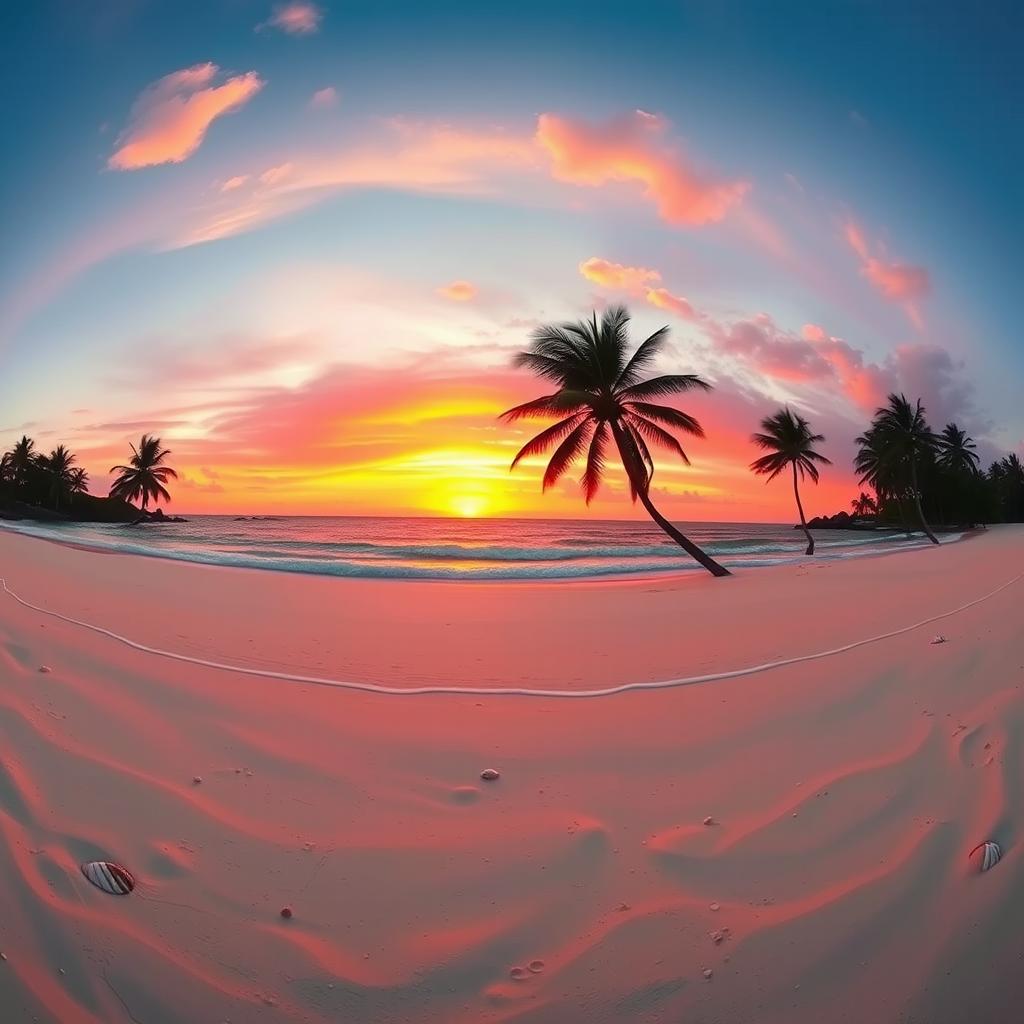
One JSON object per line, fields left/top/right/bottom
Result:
{"left": 0, "top": 524, "right": 1022, "bottom": 1022}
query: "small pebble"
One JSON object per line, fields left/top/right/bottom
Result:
{"left": 280, "top": 907, "right": 293, "bottom": 919}
{"left": 509, "top": 966, "right": 528, "bottom": 981}
{"left": 703, "top": 968, "right": 713, "bottom": 980}
{"left": 528, "top": 960, "right": 545, "bottom": 974}
{"left": 38, "top": 666, "right": 51, "bottom": 674}
{"left": 0, "top": 952, "right": 6, "bottom": 961}
{"left": 703, "top": 816, "right": 714, "bottom": 826}
{"left": 709, "top": 902, "right": 720, "bottom": 912}
{"left": 192, "top": 776, "right": 202, "bottom": 785}
{"left": 480, "top": 769, "right": 500, "bottom": 781}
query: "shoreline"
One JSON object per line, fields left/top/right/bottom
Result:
{"left": 0, "top": 518, "right": 967, "bottom": 588}
{"left": 0, "top": 526, "right": 1021, "bottom": 1022}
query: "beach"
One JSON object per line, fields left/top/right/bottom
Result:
{"left": 0, "top": 524, "right": 1022, "bottom": 1022}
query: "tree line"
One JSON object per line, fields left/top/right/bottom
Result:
{"left": 502, "top": 306, "right": 1024, "bottom": 577}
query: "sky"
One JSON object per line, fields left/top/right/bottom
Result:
{"left": 1, "top": 0, "right": 1021, "bottom": 521}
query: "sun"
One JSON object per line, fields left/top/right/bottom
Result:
{"left": 450, "top": 495, "right": 489, "bottom": 517}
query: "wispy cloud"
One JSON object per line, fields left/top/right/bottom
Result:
{"left": 843, "top": 217, "right": 930, "bottom": 328}
{"left": 109, "top": 63, "right": 264, "bottom": 170}
{"left": 536, "top": 110, "right": 749, "bottom": 226}
{"left": 258, "top": 2, "right": 322, "bottom": 35}
{"left": 310, "top": 86, "right": 338, "bottom": 109}
{"left": 437, "top": 281, "right": 477, "bottom": 302}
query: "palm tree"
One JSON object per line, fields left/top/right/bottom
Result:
{"left": 109, "top": 435, "right": 178, "bottom": 511}
{"left": 750, "top": 408, "right": 831, "bottom": 555}
{"left": 936, "top": 423, "right": 980, "bottom": 475}
{"left": 500, "top": 306, "right": 730, "bottom": 577}
{"left": 44, "top": 445, "right": 77, "bottom": 510}
{"left": 0, "top": 451, "right": 12, "bottom": 485}
{"left": 69, "top": 467, "right": 90, "bottom": 496}
{"left": 8, "top": 435, "right": 37, "bottom": 488}
{"left": 850, "top": 492, "right": 877, "bottom": 517}
{"left": 869, "top": 393, "right": 940, "bottom": 545}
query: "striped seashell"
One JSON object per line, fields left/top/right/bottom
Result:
{"left": 969, "top": 841, "right": 1002, "bottom": 873}
{"left": 81, "top": 861, "right": 135, "bottom": 895}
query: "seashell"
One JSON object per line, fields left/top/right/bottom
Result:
{"left": 702, "top": 968, "right": 713, "bottom": 979}
{"left": 509, "top": 966, "right": 528, "bottom": 981}
{"left": 930, "top": 635, "right": 946, "bottom": 645}
{"left": 81, "top": 861, "right": 135, "bottom": 895}
{"left": 970, "top": 840, "right": 1002, "bottom": 872}
{"left": 280, "top": 906, "right": 293, "bottom": 919}
{"left": 38, "top": 666, "right": 51, "bottom": 673}
{"left": 703, "top": 816, "right": 715, "bottom": 826}
{"left": 480, "top": 768, "right": 500, "bottom": 781}
{"left": 528, "top": 959, "right": 545, "bottom": 973}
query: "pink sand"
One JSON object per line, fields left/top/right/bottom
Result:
{"left": 0, "top": 525, "right": 1022, "bottom": 1022}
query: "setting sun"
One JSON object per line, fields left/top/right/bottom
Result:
{"left": 450, "top": 494, "right": 490, "bottom": 517}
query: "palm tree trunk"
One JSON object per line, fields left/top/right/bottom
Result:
{"left": 909, "top": 460, "right": 939, "bottom": 545}
{"left": 792, "top": 463, "right": 813, "bottom": 555}
{"left": 609, "top": 420, "right": 730, "bottom": 577}
{"left": 636, "top": 488, "right": 731, "bottom": 577}
{"left": 895, "top": 496, "right": 912, "bottom": 537}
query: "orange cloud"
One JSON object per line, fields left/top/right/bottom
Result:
{"left": 220, "top": 175, "right": 250, "bottom": 192}
{"left": 109, "top": 64, "right": 264, "bottom": 170}
{"left": 310, "top": 86, "right": 338, "bottom": 109}
{"left": 645, "top": 287, "right": 698, "bottom": 320}
{"left": 259, "top": 162, "right": 294, "bottom": 186}
{"left": 578, "top": 257, "right": 660, "bottom": 290}
{"left": 437, "top": 280, "right": 477, "bottom": 302}
{"left": 259, "top": 2, "right": 322, "bottom": 34}
{"left": 536, "top": 110, "right": 749, "bottom": 226}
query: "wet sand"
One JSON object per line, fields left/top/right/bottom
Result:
{"left": 0, "top": 525, "right": 1022, "bottom": 1022}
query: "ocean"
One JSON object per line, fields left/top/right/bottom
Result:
{"left": 0, "top": 515, "right": 954, "bottom": 582}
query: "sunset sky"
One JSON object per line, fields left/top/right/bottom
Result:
{"left": 2, "top": 1, "right": 1020, "bottom": 521}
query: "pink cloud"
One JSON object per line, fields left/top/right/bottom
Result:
{"left": 109, "top": 63, "right": 264, "bottom": 170}
{"left": 437, "top": 281, "right": 477, "bottom": 302}
{"left": 259, "top": 162, "right": 294, "bottom": 186}
{"left": 536, "top": 110, "right": 749, "bottom": 226}
{"left": 801, "top": 323, "right": 827, "bottom": 342}
{"left": 259, "top": 2, "right": 322, "bottom": 34}
{"left": 862, "top": 258, "right": 930, "bottom": 301}
{"left": 578, "top": 257, "right": 660, "bottom": 290}
{"left": 842, "top": 218, "right": 930, "bottom": 324}
{"left": 220, "top": 175, "right": 250, "bottom": 192}
{"left": 310, "top": 86, "right": 339, "bottom": 109}
{"left": 644, "top": 287, "right": 698, "bottom": 321}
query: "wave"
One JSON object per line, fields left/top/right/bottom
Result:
{"left": 0, "top": 520, "right": 948, "bottom": 581}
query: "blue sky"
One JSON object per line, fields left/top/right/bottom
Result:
{"left": 1, "top": 0, "right": 1020, "bottom": 517}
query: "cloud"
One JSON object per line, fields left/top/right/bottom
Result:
{"left": 578, "top": 257, "right": 660, "bottom": 291}
{"left": 220, "top": 175, "right": 250, "bottom": 192}
{"left": 259, "top": 2, "right": 322, "bottom": 34}
{"left": 536, "top": 110, "right": 749, "bottom": 226}
{"left": 645, "top": 287, "right": 698, "bottom": 321}
{"left": 259, "top": 162, "right": 293, "bottom": 186}
{"left": 861, "top": 259, "right": 930, "bottom": 301}
{"left": 437, "top": 281, "right": 477, "bottom": 302}
{"left": 109, "top": 63, "right": 264, "bottom": 170}
{"left": 310, "top": 86, "right": 338, "bottom": 109}
{"left": 842, "top": 218, "right": 930, "bottom": 325}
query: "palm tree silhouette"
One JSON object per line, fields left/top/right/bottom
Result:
{"left": 44, "top": 445, "right": 77, "bottom": 510}
{"left": 69, "top": 467, "right": 90, "bottom": 496}
{"left": 9, "top": 435, "right": 37, "bottom": 488}
{"left": 500, "top": 306, "right": 730, "bottom": 577}
{"left": 936, "top": 423, "right": 980, "bottom": 474}
{"left": 750, "top": 408, "right": 831, "bottom": 555}
{"left": 850, "top": 492, "right": 877, "bottom": 517}
{"left": 109, "top": 435, "right": 178, "bottom": 511}
{"left": 861, "top": 394, "right": 939, "bottom": 545}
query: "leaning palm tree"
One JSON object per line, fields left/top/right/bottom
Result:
{"left": 109, "top": 435, "right": 178, "bottom": 511}
{"left": 870, "top": 393, "right": 940, "bottom": 545}
{"left": 749, "top": 408, "right": 831, "bottom": 555}
{"left": 69, "top": 467, "right": 90, "bottom": 496}
{"left": 44, "top": 445, "right": 77, "bottom": 511}
{"left": 500, "top": 306, "right": 730, "bottom": 576}
{"left": 936, "top": 423, "right": 980, "bottom": 475}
